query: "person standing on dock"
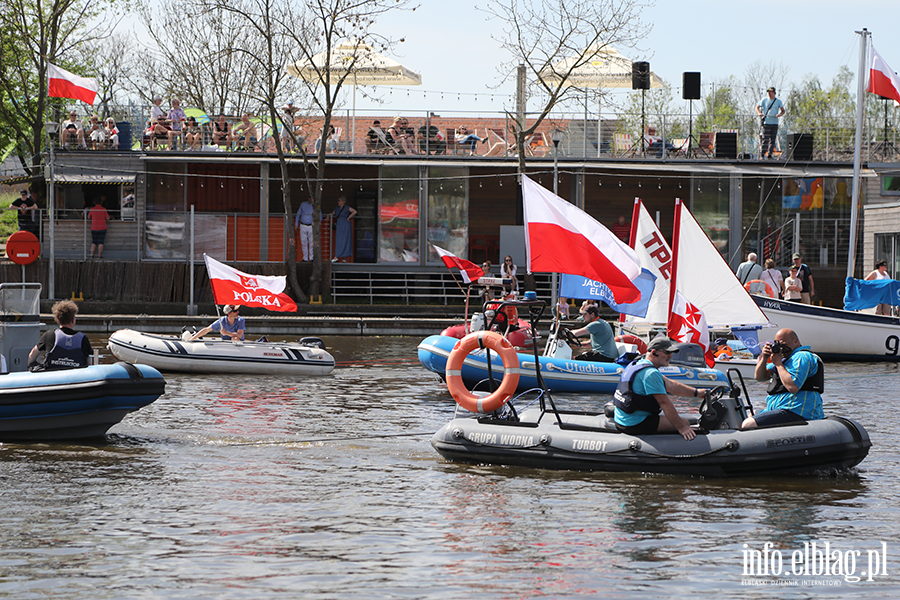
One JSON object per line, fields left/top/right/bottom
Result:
{"left": 294, "top": 199, "right": 314, "bottom": 262}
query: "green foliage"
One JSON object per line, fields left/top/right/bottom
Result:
{"left": 785, "top": 67, "right": 856, "bottom": 148}
{"left": 616, "top": 82, "right": 686, "bottom": 138}
{"left": 0, "top": 190, "right": 21, "bottom": 241}
{"left": 695, "top": 78, "right": 742, "bottom": 132}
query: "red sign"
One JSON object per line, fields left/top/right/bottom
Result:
{"left": 6, "top": 231, "right": 41, "bottom": 265}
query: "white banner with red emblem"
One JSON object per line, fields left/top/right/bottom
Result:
{"left": 204, "top": 254, "right": 297, "bottom": 312}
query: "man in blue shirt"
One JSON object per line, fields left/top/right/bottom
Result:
{"left": 613, "top": 336, "right": 701, "bottom": 440}
{"left": 569, "top": 306, "right": 618, "bottom": 362}
{"left": 190, "top": 305, "right": 246, "bottom": 341}
{"left": 742, "top": 328, "right": 824, "bottom": 428}
{"left": 294, "top": 199, "right": 314, "bottom": 261}
{"left": 756, "top": 86, "right": 785, "bottom": 159}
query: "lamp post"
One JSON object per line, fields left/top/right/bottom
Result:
{"left": 550, "top": 128, "right": 563, "bottom": 313}
{"left": 43, "top": 122, "right": 58, "bottom": 300}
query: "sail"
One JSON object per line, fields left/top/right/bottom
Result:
{"left": 671, "top": 200, "right": 770, "bottom": 328}
{"left": 624, "top": 200, "right": 672, "bottom": 325}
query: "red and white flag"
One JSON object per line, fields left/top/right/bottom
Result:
{"left": 868, "top": 46, "right": 900, "bottom": 106}
{"left": 522, "top": 175, "right": 642, "bottom": 304}
{"left": 433, "top": 245, "right": 483, "bottom": 283}
{"left": 668, "top": 289, "right": 715, "bottom": 367}
{"left": 204, "top": 254, "right": 297, "bottom": 312}
{"left": 47, "top": 63, "right": 99, "bottom": 105}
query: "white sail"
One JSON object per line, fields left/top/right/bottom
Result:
{"left": 626, "top": 199, "right": 769, "bottom": 329}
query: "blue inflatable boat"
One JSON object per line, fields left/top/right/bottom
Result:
{"left": 0, "top": 362, "right": 166, "bottom": 440}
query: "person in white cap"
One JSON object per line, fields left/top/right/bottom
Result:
{"left": 190, "top": 305, "right": 245, "bottom": 341}
{"left": 613, "top": 336, "right": 706, "bottom": 440}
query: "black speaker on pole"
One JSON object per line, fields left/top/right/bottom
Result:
{"left": 683, "top": 72, "right": 701, "bottom": 100}
{"left": 632, "top": 61, "right": 650, "bottom": 90}
{"left": 715, "top": 132, "right": 737, "bottom": 159}
{"left": 786, "top": 133, "right": 814, "bottom": 161}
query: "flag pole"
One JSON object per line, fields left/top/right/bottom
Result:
{"left": 848, "top": 29, "right": 870, "bottom": 279}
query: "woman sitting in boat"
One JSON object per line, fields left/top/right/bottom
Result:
{"left": 713, "top": 337, "right": 732, "bottom": 361}
{"left": 189, "top": 305, "right": 246, "bottom": 341}
{"left": 27, "top": 300, "right": 92, "bottom": 371}
{"left": 741, "top": 328, "right": 823, "bottom": 429}
{"left": 566, "top": 306, "right": 618, "bottom": 362}
{"left": 613, "top": 336, "right": 701, "bottom": 441}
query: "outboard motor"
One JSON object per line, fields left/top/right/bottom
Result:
{"left": 298, "top": 336, "right": 326, "bottom": 350}
{"left": 669, "top": 342, "right": 706, "bottom": 368}
{"left": 470, "top": 312, "right": 486, "bottom": 332}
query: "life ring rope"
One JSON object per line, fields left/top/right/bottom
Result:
{"left": 744, "top": 279, "right": 775, "bottom": 298}
{"left": 446, "top": 330, "right": 521, "bottom": 413}
{"left": 615, "top": 334, "right": 648, "bottom": 354}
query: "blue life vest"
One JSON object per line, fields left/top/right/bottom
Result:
{"left": 44, "top": 329, "right": 88, "bottom": 370}
{"left": 613, "top": 360, "right": 661, "bottom": 414}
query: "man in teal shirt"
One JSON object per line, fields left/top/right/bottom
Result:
{"left": 614, "top": 336, "right": 700, "bottom": 440}
{"left": 569, "top": 306, "right": 618, "bottom": 362}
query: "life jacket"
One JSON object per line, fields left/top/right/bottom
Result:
{"left": 767, "top": 350, "right": 824, "bottom": 395}
{"left": 43, "top": 328, "right": 88, "bottom": 370}
{"left": 613, "top": 360, "right": 661, "bottom": 414}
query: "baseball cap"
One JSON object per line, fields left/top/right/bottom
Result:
{"left": 792, "top": 253, "right": 801, "bottom": 259}
{"left": 647, "top": 336, "right": 679, "bottom": 353}
{"left": 222, "top": 304, "right": 239, "bottom": 313}
{"left": 153, "top": 94, "right": 162, "bottom": 102}
{"left": 767, "top": 86, "right": 776, "bottom": 93}
{"left": 714, "top": 337, "right": 729, "bottom": 346}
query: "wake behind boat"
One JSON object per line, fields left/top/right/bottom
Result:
{"left": 0, "top": 362, "right": 165, "bottom": 440}
{"left": 108, "top": 329, "right": 335, "bottom": 375}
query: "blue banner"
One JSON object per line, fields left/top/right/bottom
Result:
{"left": 844, "top": 277, "right": 900, "bottom": 311}
{"left": 559, "top": 269, "right": 657, "bottom": 318}
{"left": 731, "top": 326, "right": 762, "bottom": 357}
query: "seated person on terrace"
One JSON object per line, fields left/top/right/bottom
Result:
{"left": 184, "top": 116, "right": 203, "bottom": 150}
{"left": 417, "top": 124, "right": 446, "bottom": 154}
{"left": 233, "top": 113, "right": 259, "bottom": 151}
{"left": 315, "top": 125, "right": 338, "bottom": 153}
{"left": 643, "top": 125, "right": 675, "bottom": 157}
{"left": 61, "top": 111, "right": 87, "bottom": 149}
{"left": 366, "top": 120, "right": 387, "bottom": 153}
{"left": 104, "top": 118, "right": 119, "bottom": 149}
{"left": 212, "top": 113, "right": 234, "bottom": 147}
{"left": 388, "top": 117, "right": 417, "bottom": 154}
{"left": 147, "top": 114, "right": 173, "bottom": 149}
{"left": 456, "top": 126, "right": 487, "bottom": 154}
{"left": 281, "top": 102, "right": 303, "bottom": 152}
{"left": 85, "top": 114, "right": 106, "bottom": 149}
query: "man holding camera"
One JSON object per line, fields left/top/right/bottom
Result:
{"left": 742, "top": 328, "right": 824, "bottom": 429}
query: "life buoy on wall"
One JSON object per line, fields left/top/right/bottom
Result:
{"left": 744, "top": 279, "right": 775, "bottom": 298}
{"left": 445, "top": 331, "right": 520, "bottom": 413}
{"left": 615, "top": 334, "right": 648, "bottom": 354}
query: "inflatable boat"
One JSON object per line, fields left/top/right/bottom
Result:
{"left": 418, "top": 333, "right": 728, "bottom": 394}
{"left": 108, "top": 329, "right": 335, "bottom": 376}
{"left": 429, "top": 297, "right": 871, "bottom": 477}
{"left": 0, "top": 362, "right": 166, "bottom": 440}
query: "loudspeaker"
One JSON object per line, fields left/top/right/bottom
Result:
{"left": 786, "top": 133, "right": 813, "bottom": 161}
{"left": 683, "top": 72, "right": 701, "bottom": 100}
{"left": 715, "top": 132, "right": 737, "bottom": 159}
{"left": 632, "top": 61, "right": 650, "bottom": 90}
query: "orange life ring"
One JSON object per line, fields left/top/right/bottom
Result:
{"left": 446, "top": 331, "right": 520, "bottom": 413}
{"left": 615, "top": 334, "right": 648, "bottom": 354}
{"left": 744, "top": 279, "right": 775, "bottom": 298}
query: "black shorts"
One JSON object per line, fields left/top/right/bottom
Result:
{"left": 752, "top": 409, "right": 806, "bottom": 428}
{"left": 615, "top": 412, "right": 660, "bottom": 435}
{"left": 91, "top": 230, "right": 107, "bottom": 245}
{"left": 574, "top": 350, "right": 616, "bottom": 363}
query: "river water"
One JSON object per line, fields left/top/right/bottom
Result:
{"left": 1, "top": 335, "right": 899, "bottom": 599}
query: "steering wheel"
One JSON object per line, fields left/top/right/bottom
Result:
{"left": 561, "top": 327, "right": 581, "bottom": 348}
{"left": 698, "top": 385, "right": 728, "bottom": 413}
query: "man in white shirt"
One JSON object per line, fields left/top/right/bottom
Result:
{"left": 60, "top": 110, "right": 87, "bottom": 149}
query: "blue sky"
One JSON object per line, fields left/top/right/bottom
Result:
{"left": 350, "top": 0, "right": 900, "bottom": 117}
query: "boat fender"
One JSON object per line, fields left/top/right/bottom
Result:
{"left": 744, "top": 279, "right": 775, "bottom": 298}
{"left": 615, "top": 335, "right": 648, "bottom": 354}
{"left": 115, "top": 361, "right": 144, "bottom": 380}
{"left": 446, "top": 331, "right": 520, "bottom": 414}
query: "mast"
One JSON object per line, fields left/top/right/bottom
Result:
{"left": 848, "top": 28, "right": 870, "bottom": 279}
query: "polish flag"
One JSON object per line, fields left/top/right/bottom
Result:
{"left": 433, "top": 245, "right": 483, "bottom": 283}
{"left": 868, "top": 46, "right": 900, "bottom": 106}
{"left": 48, "top": 63, "right": 99, "bottom": 105}
{"left": 668, "top": 289, "right": 715, "bottom": 367}
{"left": 522, "top": 175, "right": 642, "bottom": 303}
{"left": 204, "top": 254, "right": 297, "bottom": 312}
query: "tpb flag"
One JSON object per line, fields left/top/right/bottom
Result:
{"left": 522, "top": 176, "right": 642, "bottom": 303}
{"left": 433, "top": 245, "right": 484, "bottom": 283}
{"left": 558, "top": 269, "right": 657, "bottom": 318}
{"left": 204, "top": 254, "right": 297, "bottom": 312}
{"left": 48, "top": 63, "right": 99, "bottom": 104}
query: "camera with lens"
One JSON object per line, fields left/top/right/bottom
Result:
{"left": 770, "top": 340, "right": 784, "bottom": 354}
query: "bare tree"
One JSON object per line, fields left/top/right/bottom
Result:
{"left": 0, "top": 0, "right": 121, "bottom": 173}
{"left": 483, "top": 0, "right": 652, "bottom": 175}
{"left": 75, "top": 33, "right": 134, "bottom": 119}
{"left": 199, "top": 0, "right": 412, "bottom": 303}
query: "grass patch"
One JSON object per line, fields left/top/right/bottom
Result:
{"left": 0, "top": 189, "right": 20, "bottom": 241}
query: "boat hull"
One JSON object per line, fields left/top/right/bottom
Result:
{"left": 432, "top": 409, "right": 871, "bottom": 477}
{"left": 418, "top": 334, "right": 728, "bottom": 394}
{"left": 108, "top": 329, "right": 335, "bottom": 375}
{"left": 0, "top": 363, "right": 166, "bottom": 440}
{"left": 753, "top": 295, "right": 900, "bottom": 361}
